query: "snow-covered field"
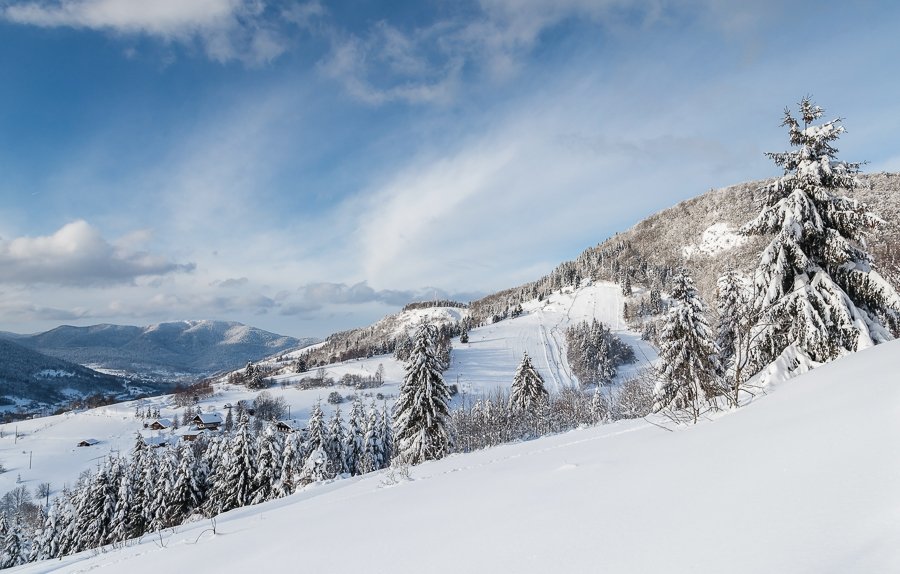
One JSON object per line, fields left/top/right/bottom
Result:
{"left": 12, "top": 336, "right": 900, "bottom": 573}
{"left": 0, "top": 282, "right": 650, "bottom": 496}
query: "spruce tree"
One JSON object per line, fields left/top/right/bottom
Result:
{"left": 0, "top": 519, "right": 23, "bottom": 569}
{"left": 211, "top": 417, "right": 257, "bottom": 514}
{"left": 324, "top": 406, "right": 346, "bottom": 477}
{"left": 509, "top": 352, "right": 549, "bottom": 411}
{"left": 276, "top": 432, "right": 303, "bottom": 497}
{"left": 392, "top": 323, "right": 452, "bottom": 464}
{"left": 653, "top": 270, "right": 722, "bottom": 422}
{"left": 345, "top": 396, "right": 366, "bottom": 475}
{"left": 741, "top": 97, "right": 900, "bottom": 375}
{"left": 250, "top": 428, "right": 282, "bottom": 505}
{"left": 170, "top": 443, "right": 203, "bottom": 521}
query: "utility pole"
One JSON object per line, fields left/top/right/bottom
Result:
{"left": 29, "top": 451, "right": 32, "bottom": 469}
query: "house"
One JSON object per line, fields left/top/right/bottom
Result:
{"left": 273, "top": 419, "right": 302, "bottom": 433}
{"left": 77, "top": 438, "right": 100, "bottom": 447}
{"left": 192, "top": 412, "right": 223, "bottom": 430}
{"left": 180, "top": 429, "right": 209, "bottom": 442}
{"left": 149, "top": 418, "right": 173, "bottom": 431}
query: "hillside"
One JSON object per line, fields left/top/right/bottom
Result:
{"left": 14, "top": 339, "right": 900, "bottom": 574}
{"left": 468, "top": 172, "right": 900, "bottom": 327}
{"left": 6, "top": 321, "right": 315, "bottom": 381}
{"left": 0, "top": 339, "right": 127, "bottom": 412}
{"left": 0, "top": 282, "right": 643, "bottom": 496}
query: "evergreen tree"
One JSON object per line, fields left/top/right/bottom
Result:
{"left": 392, "top": 323, "right": 452, "bottom": 464}
{"left": 345, "top": 397, "right": 366, "bottom": 475}
{"left": 741, "top": 97, "right": 900, "bottom": 374}
{"left": 653, "top": 270, "right": 722, "bottom": 422}
{"left": 148, "top": 448, "right": 176, "bottom": 532}
{"left": 251, "top": 428, "right": 282, "bottom": 505}
{"left": 380, "top": 404, "right": 393, "bottom": 465}
{"left": 509, "top": 352, "right": 549, "bottom": 411}
{"left": 276, "top": 432, "right": 304, "bottom": 497}
{"left": 361, "top": 404, "right": 386, "bottom": 473}
{"left": 323, "top": 406, "right": 346, "bottom": 477}
{"left": 0, "top": 519, "right": 23, "bottom": 569}
{"left": 716, "top": 269, "right": 747, "bottom": 367}
{"left": 170, "top": 443, "right": 203, "bottom": 522}
{"left": 210, "top": 417, "right": 257, "bottom": 514}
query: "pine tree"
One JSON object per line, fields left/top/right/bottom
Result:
{"left": 392, "top": 323, "right": 452, "bottom": 464}
{"left": 324, "top": 406, "right": 346, "bottom": 477}
{"left": 148, "top": 448, "right": 176, "bottom": 532}
{"left": 210, "top": 417, "right": 257, "bottom": 514}
{"left": 716, "top": 269, "right": 747, "bottom": 367}
{"left": 276, "top": 432, "right": 304, "bottom": 497}
{"left": 0, "top": 519, "right": 24, "bottom": 569}
{"left": 251, "top": 428, "right": 282, "bottom": 505}
{"left": 653, "top": 270, "right": 722, "bottom": 422}
{"left": 170, "top": 443, "right": 203, "bottom": 522}
{"left": 380, "top": 404, "right": 393, "bottom": 465}
{"left": 509, "top": 352, "right": 549, "bottom": 411}
{"left": 741, "top": 97, "right": 900, "bottom": 375}
{"left": 361, "top": 404, "right": 386, "bottom": 473}
{"left": 345, "top": 397, "right": 366, "bottom": 475}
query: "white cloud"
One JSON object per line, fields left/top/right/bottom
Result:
{"left": 0, "top": 220, "right": 194, "bottom": 286}
{"left": 3, "top": 0, "right": 286, "bottom": 64}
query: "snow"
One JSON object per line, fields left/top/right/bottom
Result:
{"left": 681, "top": 222, "right": 747, "bottom": 258}
{"left": 13, "top": 339, "right": 900, "bottom": 573}
{"left": 0, "top": 282, "right": 648, "bottom": 497}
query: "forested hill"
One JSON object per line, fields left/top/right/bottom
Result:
{"left": 0, "top": 339, "right": 127, "bottom": 410}
{"left": 468, "top": 172, "right": 900, "bottom": 322}
{"left": 5, "top": 320, "right": 315, "bottom": 380}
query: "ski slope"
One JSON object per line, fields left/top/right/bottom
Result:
{"left": 0, "top": 282, "right": 648, "bottom": 496}
{"left": 14, "top": 339, "right": 900, "bottom": 573}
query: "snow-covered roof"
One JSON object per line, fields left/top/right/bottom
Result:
{"left": 77, "top": 438, "right": 99, "bottom": 446}
{"left": 151, "top": 418, "right": 173, "bottom": 428}
{"left": 193, "top": 412, "right": 223, "bottom": 425}
{"left": 273, "top": 419, "right": 302, "bottom": 431}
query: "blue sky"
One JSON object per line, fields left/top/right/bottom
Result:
{"left": 1, "top": 0, "right": 899, "bottom": 338}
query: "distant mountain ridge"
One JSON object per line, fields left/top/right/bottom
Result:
{"left": 2, "top": 320, "right": 317, "bottom": 380}
{"left": 0, "top": 338, "right": 127, "bottom": 409}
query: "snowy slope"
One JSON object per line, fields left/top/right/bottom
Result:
{"left": 14, "top": 339, "right": 900, "bottom": 573}
{"left": 0, "top": 282, "right": 645, "bottom": 496}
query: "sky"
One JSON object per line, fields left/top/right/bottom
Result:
{"left": 1, "top": 0, "right": 900, "bottom": 339}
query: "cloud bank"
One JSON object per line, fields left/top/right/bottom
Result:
{"left": 0, "top": 220, "right": 194, "bottom": 286}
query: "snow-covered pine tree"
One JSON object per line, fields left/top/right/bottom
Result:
{"left": 148, "top": 448, "right": 176, "bottom": 532}
{"left": 250, "top": 427, "right": 282, "bottom": 505}
{"left": 170, "top": 443, "right": 203, "bottom": 521}
{"left": 31, "top": 501, "right": 63, "bottom": 561}
{"left": 210, "top": 417, "right": 257, "bottom": 514}
{"left": 276, "top": 432, "right": 303, "bottom": 497}
{"left": 380, "top": 403, "right": 393, "bottom": 465}
{"left": 741, "top": 97, "right": 900, "bottom": 376}
{"left": 392, "top": 323, "right": 452, "bottom": 465}
{"left": 509, "top": 352, "right": 549, "bottom": 411}
{"left": 71, "top": 458, "right": 119, "bottom": 551}
{"left": 361, "top": 404, "right": 385, "bottom": 473}
{"left": 716, "top": 269, "right": 747, "bottom": 368}
{"left": 653, "top": 270, "right": 722, "bottom": 422}
{"left": 324, "top": 406, "right": 347, "bottom": 477}
{"left": 345, "top": 396, "right": 366, "bottom": 476}
{"left": 0, "top": 519, "right": 24, "bottom": 569}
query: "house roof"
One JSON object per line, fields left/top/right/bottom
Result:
{"left": 193, "top": 412, "right": 223, "bottom": 424}
{"left": 78, "top": 438, "right": 99, "bottom": 445}
{"left": 152, "top": 418, "right": 173, "bottom": 427}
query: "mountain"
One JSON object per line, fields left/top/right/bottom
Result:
{"left": 14, "top": 339, "right": 900, "bottom": 573}
{"left": 6, "top": 320, "right": 316, "bottom": 381}
{"left": 0, "top": 338, "right": 128, "bottom": 411}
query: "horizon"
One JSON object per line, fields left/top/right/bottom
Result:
{"left": 3, "top": 1, "right": 900, "bottom": 339}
